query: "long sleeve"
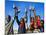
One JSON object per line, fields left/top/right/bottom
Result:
{"left": 14, "top": 15, "right": 20, "bottom": 25}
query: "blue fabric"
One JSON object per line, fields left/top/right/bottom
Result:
{"left": 40, "top": 28, "right": 43, "bottom": 32}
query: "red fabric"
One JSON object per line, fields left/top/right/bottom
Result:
{"left": 37, "top": 19, "right": 40, "bottom": 27}
{"left": 20, "top": 23, "right": 24, "bottom": 29}
{"left": 31, "top": 19, "right": 34, "bottom": 24}
{"left": 31, "top": 20, "right": 34, "bottom": 28}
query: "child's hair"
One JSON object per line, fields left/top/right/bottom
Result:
{"left": 30, "top": 17, "right": 34, "bottom": 22}
{"left": 7, "top": 15, "right": 11, "bottom": 23}
{"left": 20, "top": 18, "right": 25, "bottom": 24}
{"left": 37, "top": 15, "right": 40, "bottom": 18}
{"left": 35, "top": 15, "right": 40, "bottom": 21}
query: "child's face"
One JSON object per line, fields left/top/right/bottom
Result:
{"left": 30, "top": 23, "right": 33, "bottom": 26}
{"left": 31, "top": 18, "right": 34, "bottom": 21}
{"left": 20, "top": 21, "right": 23, "bottom": 24}
{"left": 37, "top": 16, "right": 40, "bottom": 20}
{"left": 34, "top": 23, "right": 37, "bottom": 29}
{"left": 40, "top": 23, "right": 42, "bottom": 27}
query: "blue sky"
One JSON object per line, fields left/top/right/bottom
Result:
{"left": 5, "top": 1, "right": 44, "bottom": 30}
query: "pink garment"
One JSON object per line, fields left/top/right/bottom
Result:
{"left": 37, "top": 19, "right": 40, "bottom": 27}
{"left": 20, "top": 23, "right": 24, "bottom": 29}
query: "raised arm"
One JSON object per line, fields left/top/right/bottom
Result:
{"left": 32, "top": 8, "right": 36, "bottom": 23}
{"left": 13, "top": 6, "right": 20, "bottom": 25}
{"left": 33, "top": 9, "right": 36, "bottom": 18}
{"left": 14, "top": 15, "right": 20, "bottom": 25}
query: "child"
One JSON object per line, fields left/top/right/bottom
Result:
{"left": 37, "top": 16, "right": 41, "bottom": 29}
{"left": 40, "top": 20, "right": 44, "bottom": 32}
{"left": 20, "top": 18, "right": 25, "bottom": 30}
{"left": 30, "top": 17, "right": 34, "bottom": 32}
{"left": 33, "top": 16, "right": 40, "bottom": 33}
{"left": 33, "top": 22, "right": 40, "bottom": 33}
{"left": 30, "top": 17, "right": 34, "bottom": 27}
{"left": 18, "top": 18, "right": 26, "bottom": 33}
